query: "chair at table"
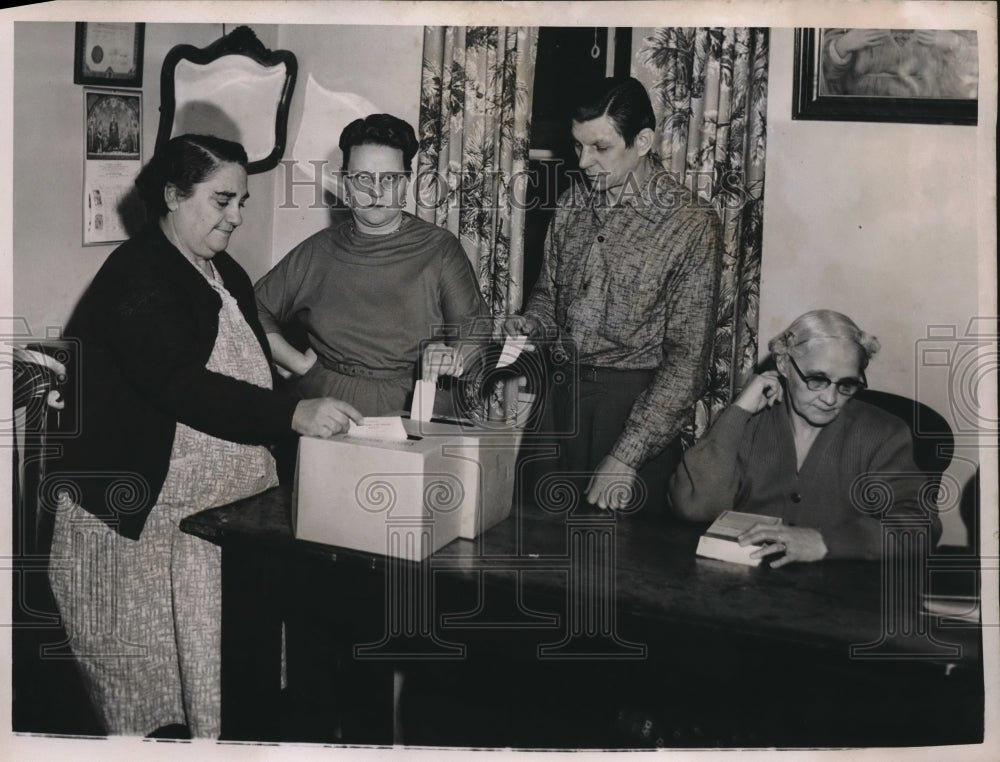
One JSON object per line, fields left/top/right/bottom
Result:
{"left": 853, "top": 389, "right": 954, "bottom": 480}
{"left": 11, "top": 343, "right": 102, "bottom": 735}
{"left": 12, "top": 345, "right": 67, "bottom": 556}
{"left": 853, "top": 389, "right": 971, "bottom": 550}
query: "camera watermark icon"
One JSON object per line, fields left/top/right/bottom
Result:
{"left": 914, "top": 319, "right": 998, "bottom": 437}
{"left": 415, "top": 320, "right": 580, "bottom": 439}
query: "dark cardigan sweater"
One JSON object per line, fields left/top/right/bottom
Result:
{"left": 56, "top": 225, "right": 299, "bottom": 540}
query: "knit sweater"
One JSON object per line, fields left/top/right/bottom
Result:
{"left": 255, "top": 210, "right": 489, "bottom": 375}
{"left": 668, "top": 400, "right": 941, "bottom": 559}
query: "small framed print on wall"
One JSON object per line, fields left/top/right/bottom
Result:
{"left": 74, "top": 22, "right": 145, "bottom": 88}
{"left": 793, "top": 28, "right": 978, "bottom": 125}
{"left": 83, "top": 88, "right": 142, "bottom": 246}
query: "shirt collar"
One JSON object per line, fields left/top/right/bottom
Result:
{"left": 589, "top": 156, "right": 691, "bottom": 223}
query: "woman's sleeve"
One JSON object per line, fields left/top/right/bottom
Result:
{"left": 822, "top": 420, "right": 942, "bottom": 560}
{"left": 110, "top": 277, "right": 298, "bottom": 444}
{"left": 668, "top": 405, "right": 753, "bottom": 521}
{"left": 255, "top": 240, "right": 313, "bottom": 334}
{"left": 439, "top": 239, "right": 491, "bottom": 339}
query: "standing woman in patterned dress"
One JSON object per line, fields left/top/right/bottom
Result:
{"left": 47, "top": 134, "right": 362, "bottom": 738}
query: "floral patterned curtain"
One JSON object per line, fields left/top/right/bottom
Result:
{"left": 417, "top": 26, "right": 538, "bottom": 328}
{"left": 634, "top": 27, "right": 769, "bottom": 443}
{"left": 417, "top": 26, "right": 538, "bottom": 421}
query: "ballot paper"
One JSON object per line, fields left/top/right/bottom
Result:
{"left": 496, "top": 334, "right": 530, "bottom": 369}
{"left": 410, "top": 379, "right": 436, "bottom": 422}
{"left": 345, "top": 416, "right": 408, "bottom": 442}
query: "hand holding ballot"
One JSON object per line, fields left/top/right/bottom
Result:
{"left": 292, "top": 397, "right": 363, "bottom": 438}
{"left": 422, "top": 342, "right": 466, "bottom": 382}
{"left": 503, "top": 314, "right": 541, "bottom": 339}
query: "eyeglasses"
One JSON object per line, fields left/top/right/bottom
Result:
{"left": 786, "top": 355, "right": 867, "bottom": 397}
{"left": 343, "top": 171, "right": 409, "bottom": 193}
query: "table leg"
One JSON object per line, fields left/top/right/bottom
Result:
{"left": 219, "top": 544, "right": 282, "bottom": 741}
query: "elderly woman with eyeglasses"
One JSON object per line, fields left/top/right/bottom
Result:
{"left": 255, "top": 113, "right": 489, "bottom": 416}
{"left": 669, "top": 309, "right": 940, "bottom": 565}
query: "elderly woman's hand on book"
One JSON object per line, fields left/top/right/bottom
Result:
{"left": 739, "top": 524, "right": 828, "bottom": 568}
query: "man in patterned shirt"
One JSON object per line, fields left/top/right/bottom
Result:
{"left": 506, "top": 77, "right": 722, "bottom": 514}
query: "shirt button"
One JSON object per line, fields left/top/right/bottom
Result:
{"left": 596, "top": 235, "right": 605, "bottom": 243}
{"left": 790, "top": 492, "right": 802, "bottom": 503}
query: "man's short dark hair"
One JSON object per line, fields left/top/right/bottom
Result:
{"left": 572, "top": 77, "right": 656, "bottom": 147}
{"left": 339, "top": 113, "right": 419, "bottom": 173}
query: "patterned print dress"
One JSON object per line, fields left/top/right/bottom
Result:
{"left": 48, "top": 263, "right": 279, "bottom": 737}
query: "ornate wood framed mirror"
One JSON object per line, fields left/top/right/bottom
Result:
{"left": 155, "top": 26, "right": 298, "bottom": 173}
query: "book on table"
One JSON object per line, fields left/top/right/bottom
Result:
{"left": 696, "top": 510, "right": 782, "bottom": 567}
{"left": 922, "top": 566, "right": 981, "bottom": 624}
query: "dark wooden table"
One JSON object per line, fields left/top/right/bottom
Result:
{"left": 181, "top": 486, "right": 984, "bottom": 748}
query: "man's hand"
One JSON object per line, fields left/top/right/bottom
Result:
{"left": 585, "top": 454, "right": 639, "bottom": 511}
{"left": 503, "top": 314, "right": 541, "bottom": 339}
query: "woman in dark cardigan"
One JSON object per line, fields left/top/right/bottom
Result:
{"left": 669, "top": 309, "right": 941, "bottom": 564}
{"left": 47, "top": 134, "right": 361, "bottom": 738}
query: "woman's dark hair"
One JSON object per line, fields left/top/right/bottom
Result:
{"left": 572, "top": 77, "right": 656, "bottom": 148}
{"left": 135, "top": 134, "right": 248, "bottom": 219}
{"left": 339, "top": 114, "right": 419, "bottom": 173}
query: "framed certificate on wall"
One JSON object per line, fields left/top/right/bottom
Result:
{"left": 74, "top": 22, "right": 145, "bottom": 88}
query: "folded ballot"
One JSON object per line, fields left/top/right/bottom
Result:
{"left": 695, "top": 510, "right": 782, "bottom": 567}
{"left": 345, "top": 416, "right": 408, "bottom": 442}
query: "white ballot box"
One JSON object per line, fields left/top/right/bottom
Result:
{"left": 292, "top": 418, "right": 521, "bottom": 559}
{"left": 413, "top": 420, "right": 523, "bottom": 541}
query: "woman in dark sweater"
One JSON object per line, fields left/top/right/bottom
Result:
{"left": 47, "top": 134, "right": 361, "bottom": 738}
